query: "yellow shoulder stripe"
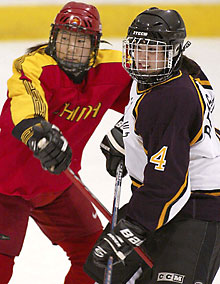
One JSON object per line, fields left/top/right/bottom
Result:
{"left": 195, "top": 78, "right": 211, "bottom": 86}
{"left": 93, "top": 49, "right": 122, "bottom": 67}
{"left": 8, "top": 48, "right": 56, "bottom": 125}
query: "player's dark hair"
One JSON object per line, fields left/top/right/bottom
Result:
{"left": 26, "top": 40, "right": 111, "bottom": 55}
{"left": 26, "top": 43, "right": 48, "bottom": 54}
{"left": 180, "top": 55, "right": 201, "bottom": 78}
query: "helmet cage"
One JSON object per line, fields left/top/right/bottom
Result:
{"left": 48, "top": 23, "right": 101, "bottom": 74}
{"left": 123, "top": 37, "right": 178, "bottom": 85}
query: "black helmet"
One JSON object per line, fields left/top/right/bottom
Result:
{"left": 123, "top": 7, "right": 189, "bottom": 85}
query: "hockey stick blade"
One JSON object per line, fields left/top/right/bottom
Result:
{"left": 64, "top": 168, "right": 153, "bottom": 268}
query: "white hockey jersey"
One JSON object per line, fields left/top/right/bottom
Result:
{"left": 123, "top": 70, "right": 220, "bottom": 231}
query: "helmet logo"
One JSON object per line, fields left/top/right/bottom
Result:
{"left": 69, "top": 16, "right": 81, "bottom": 26}
{"left": 133, "top": 31, "right": 148, "bottom": 36}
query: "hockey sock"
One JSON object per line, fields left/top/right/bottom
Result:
{"left": 58, "top": 230, "right": 102, "bottom": 284}
{"left": 0, "top": 254, "right": 14, "bottom": 284}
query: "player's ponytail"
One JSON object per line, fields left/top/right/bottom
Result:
{"left": 180, "top": 55, "right": 201, "bottom": 77}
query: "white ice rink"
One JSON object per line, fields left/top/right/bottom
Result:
{"left": 0, "top": 38, "right": 220, "bottom": 283}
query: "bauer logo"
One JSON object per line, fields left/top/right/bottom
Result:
{"left": 157, "top": 272, "right": 185, "bottom": 283}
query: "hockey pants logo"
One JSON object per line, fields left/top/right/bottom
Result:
{"left": 157, "top": 272, "right": 185, "bottom": 283}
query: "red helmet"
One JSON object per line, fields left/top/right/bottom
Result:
{"left": 54, "top": 1, "right": 102, "bottom": 38}
{"left": 47, "top": 2, "right": 102, "bottom": 77}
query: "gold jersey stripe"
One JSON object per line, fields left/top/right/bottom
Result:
{"left": 134, "top": 71, "right": 183, "bottom": 129}
{"left": 192, "top": 191, "right": 220, "bottom": 197}
{"left": 23, "top": 80, "right": 46, "bottom": 118}
{"left": 156, "top": 170, "right": 189, "bottom": 229}
{"left": 8, "top": 46, "right": 53, "bottom": 125}
{"left": 21, "top": 126, "right": 33, "bottom": 145}
{"left": 14, "top": 55, "right": 26, "bottom": 73}
{"left": 131, "top": 180, "right": 143, "bottom": 188}
{"left": 203, "top": 192, "right": 220, "bottom": 196}
{"left": 195, "top": 78, "right": 211, "bottom": 86}
{"left": 133, "top": 71, "right": 183, "bottom": 155}
{"left": 189, "top": 75, "right": 205, "bottom": 146}
{"left": 93, "top": 49, "right": 123, "bottom": 67}
{"left": 216, "top": 131, "right": 220, "bottom": 141}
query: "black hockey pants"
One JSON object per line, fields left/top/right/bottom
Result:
{"left": 136, "top": 215, "right": 220, "bottom": 284}
{"left": 85, "top": 205, "right": 220, "bottom": 284}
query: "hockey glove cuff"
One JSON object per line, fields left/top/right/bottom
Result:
{"left": 13, "top": 119, "right": 72, "bottom": 175}
{"left": 92, "top": 219, "right": 146, "bottom": 268}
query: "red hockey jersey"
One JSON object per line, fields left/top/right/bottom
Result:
{"left": 0, "top": 46, "right": 132, "bottom": 199}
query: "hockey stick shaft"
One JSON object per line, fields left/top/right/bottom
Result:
{"left": 104, "top": 161, "right": 123, "bottom": 284}
{"left": 64, "top": 168, "right": 111, "bottom": 221}
{"left": 64, "top": 168, "right": 153, "bottom": 268}
{"left": 111, "top": 163, "right": 123, "bottom": 228}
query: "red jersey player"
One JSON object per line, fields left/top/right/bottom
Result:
{"left": 0, "top": 2, "right": 131, "bottom": 283}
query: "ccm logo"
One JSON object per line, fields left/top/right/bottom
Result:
{"left": 157, "top": 272, "right": 185, "bottom": 283}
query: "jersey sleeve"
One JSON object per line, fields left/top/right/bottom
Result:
{"left": 94, "top": 49, "right": 132, "bottom": 113}
{"left": 110, "top": 78, "right": 131, "bottom": 114}
{"left": 126, "top": 79, "right": 204, "bottom": 231}
{"left": 7, "top": 50, "right": 53, "bottom": 127}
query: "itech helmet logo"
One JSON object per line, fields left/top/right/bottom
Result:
{"left": 133, "top": 31, "right": 148, "bottom": 36}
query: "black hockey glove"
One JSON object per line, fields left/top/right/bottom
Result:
{"left": 26, "top": 120, "right": 72, "bottom": 175}
{"left": 100, "top": 117, "right": 127, "bottom": 177}
{"left": 92, "top": 219, "right": 146, "bottom": 268}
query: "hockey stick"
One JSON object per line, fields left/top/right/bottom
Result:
{"left": 37, "top": 138, "right": 153, "bottom": 267}
{"left": 64, "top": 168, "right": 111, "bottom": 221}
{"left": 64, "top": 167, "right": 153, "bottom": 268}
{"left": 104, "top": 161, "right": 123, "bottom": 284}
{"left": 37, "top": 138, "right": 111, "bottom": 221}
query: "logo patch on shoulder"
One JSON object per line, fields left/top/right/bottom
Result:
{"left": 157, "top": 272, "right": 185, "bottom": 283}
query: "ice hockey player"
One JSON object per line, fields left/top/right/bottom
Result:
{"left": 0, "top": 1, "right": 132, "bottom": 283}
{"left": 92, "top": 7, "right": 220, "bottom": 284}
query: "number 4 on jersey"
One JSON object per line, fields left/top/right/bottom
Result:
{"left": 150, "top": 146, "right": 168, "bottom": 171}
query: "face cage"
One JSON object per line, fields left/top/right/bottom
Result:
{"left": 122, "top": 37, "right": 175, "bottom": 85}
{"left": 49, "top": 25, "right": 100, "bottom": 74}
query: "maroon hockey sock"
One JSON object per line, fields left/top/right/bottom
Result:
{"left": 0, "top": 254, "right": 14, "bottom": 284}
{"left": 58, "top": 230, "right": 102, "bottom": 284}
